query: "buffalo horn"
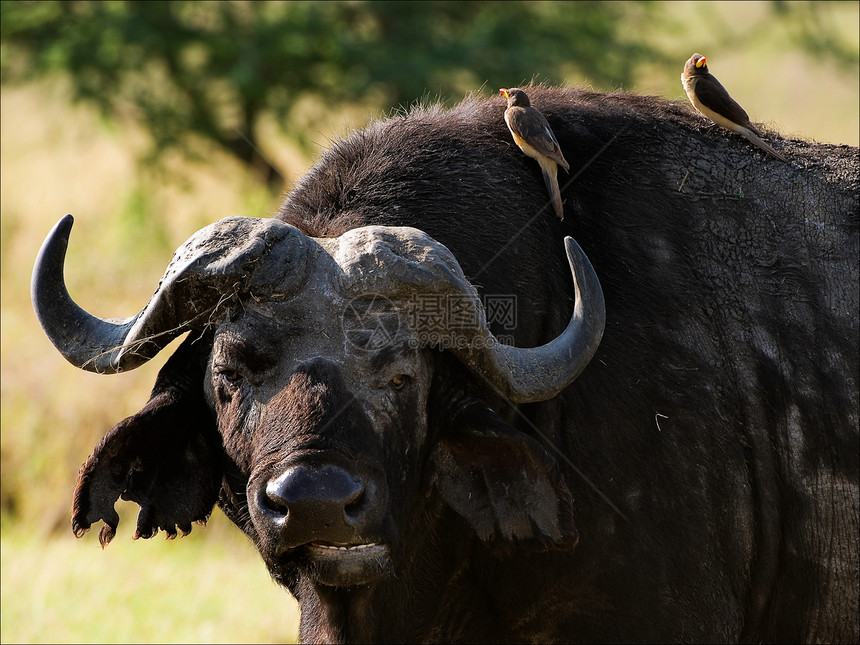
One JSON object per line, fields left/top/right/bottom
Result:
{"left": 452, "top": 237, "right": 605, "bottom": 403}
{"left": 31, "top": 215, "right": 309, "bottom": 373}
{"left": 335, "top": 227, "right": 605, "bottom": 404}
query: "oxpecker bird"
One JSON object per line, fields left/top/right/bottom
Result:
{"left": 500, "top": 88, "right": 571, "bottom": 219}
{"left": 682, "top": 53, "right": 786, "bottom": 161}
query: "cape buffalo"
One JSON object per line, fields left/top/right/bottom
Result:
{"left": 32, "top": 86, "right": 859, "bottom": 643}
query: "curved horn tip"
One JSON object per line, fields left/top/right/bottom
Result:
{"left": 54, "top": 213, "right": 75, "bottom": 237}
{"left": 499, "top": 235, "right": 605, "bottom": 403}
{"left": 563, "top": 235, "right": 606, "bottom": 320}
{"left": 31, "top": 214, "right": 75, "bottom": 321}
{"left": 31, "top": 214, "right": 140, "bottom": 374}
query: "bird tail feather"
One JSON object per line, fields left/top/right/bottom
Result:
{"left": 540, "top": 164, "right": 565, "bottom": 220}
{"left": 740, "top": 129, "right": 787, "bottom": 162}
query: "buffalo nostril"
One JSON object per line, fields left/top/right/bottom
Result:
{"left": 344, "top": 488, "right": 366, "bottom": 519}
{"left": 263, "top": 481, "right": 290, "bottom": 517}
{"left": 262, "top": 464, "right": 366, "bottom": 530}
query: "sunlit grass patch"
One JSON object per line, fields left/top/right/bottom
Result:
{"left": 1, "top": 510, "right": 300, "bottom": 644}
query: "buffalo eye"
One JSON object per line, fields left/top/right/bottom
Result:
{"left": 214, "top": 365, "right": 244, "bottom": 386}
{"left": 389, "top": 374, "right": 411, "bottom": 391}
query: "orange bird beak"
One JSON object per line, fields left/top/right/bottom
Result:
{"left": 695, "top": 56, "right": 707, "bottom": 68}
{"left": 499, "top": 88, "right": 509, "bottom": 98}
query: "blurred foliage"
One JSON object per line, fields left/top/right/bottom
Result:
{"left": 0, "top": 0, "right": 668, "bottom": 189}
{"left": 2, "top": 1, "right": 856, "bottom": 190}
{"left": 771, "top": 0, "right": 859, "bottom": 65}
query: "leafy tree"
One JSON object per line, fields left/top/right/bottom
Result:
{"left": 2, "top": 1, "right": 853, "bottom": 189}
{"left": 0, "top": 0, "right": 663, "bottom": 189}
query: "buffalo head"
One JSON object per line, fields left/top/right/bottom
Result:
{"left": 32, "top": 214, "right": 604, "bottom": 636}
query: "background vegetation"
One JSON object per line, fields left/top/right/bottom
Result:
{"left": 2, "top": 1, "right": 857, "bottom": 642}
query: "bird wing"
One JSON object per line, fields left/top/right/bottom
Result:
{"left": 507, "top": 107, "right": 569, "bottom": 170}
{"left": 693, "top": 74, "right": 752, "bottom": 128}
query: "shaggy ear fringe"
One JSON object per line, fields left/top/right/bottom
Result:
{"left": 71, "top": 387, "right": 221, "bottom": 546}
{"left": 71, "top": 334, "right": 222, "bottom": 546}
{"left": 430, "top": 397, "right": 578, "bottom": 554}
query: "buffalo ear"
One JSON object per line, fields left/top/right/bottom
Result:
{"left": 430, "top": 400, "right": 578, "bottom": 554}
{"left": 72, "top": 335, "right": 222, "bottom": 546}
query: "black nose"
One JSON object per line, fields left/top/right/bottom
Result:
{"left": 258, "top": 464, "right": 379, "bottom": 548}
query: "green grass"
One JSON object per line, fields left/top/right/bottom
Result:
{"left": 0, "top": 509, "right": 300, "bottom": 644}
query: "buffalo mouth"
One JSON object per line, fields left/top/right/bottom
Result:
{"left": 300, "top": 541, "right": 391, "bottom": 587}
